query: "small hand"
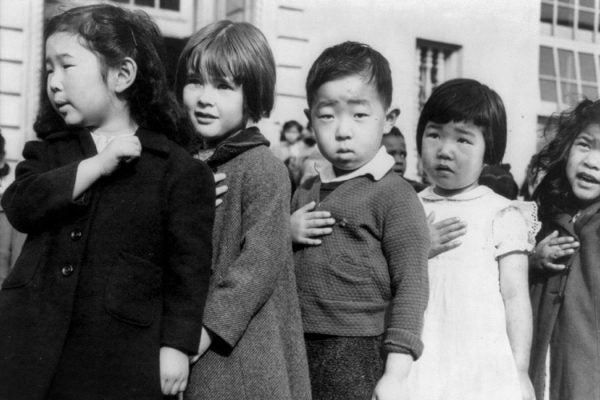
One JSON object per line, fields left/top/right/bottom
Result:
{"left": 428, "top": 212, "right": 467, "bottom": 258}
{"left": 371, "top": 373, "right": 408, "bottom": 400}
{"left": 160, "top": 346, "right": 189, "bottom": 396}
{"left": 290, "top": 201, "right": 335, "bottom": 246}
{"left": 532, "top": 230, "right": 579, "bottom": 271}
{"left": 213, "top": 172, "right": 228, "bottom": 207}
{"left": 189, "top": 326, "right": 212, "bottom": 364}
{"left": 94, "top": 136, "right": 141, "bottom": 176}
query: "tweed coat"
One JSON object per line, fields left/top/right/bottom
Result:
{"left": 185, "top": 127, "right": 311, "bottom": 400}
{"left": 0, "top": 128, "right": 215, "bottom": 400}
{"left": 530, "top": 201, "right": 600, "bottom": 400}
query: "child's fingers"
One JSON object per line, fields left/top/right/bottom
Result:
{"left": 216, "top": 185, "right": 228, "bottom": 197}
{"left": 557, "top": 241, "right": 580, "bottom": 250}
{"left": 305, "top": 211, "right": 332, "bottom": 220}
{"left": 215, "top": 198, "right": 223, "bottom": 207}
{"left": 439, "top": 228, "right": 467, "bottom": 244}
{"left": 306, "top": 227, "right": 333, "bottom": 237}
{"left": 213, "top": 172, "right": 226, "bottom": 184}
{"left": 539, "top": 230, "right": 559, "bottom": 245}
{"left": 161, "top": 377, "right": 174, "bottom": 395}
{"left": 297, "top": 236, "right": 323, "bottom": 246}
{"left": 433, "top": 217, "right": 464, "bottom": 230}
{"left": 440, "top": 239, "right": 462, "bottom": 252}
{"left": 298, "top": 201, "right": 317, "bottom": 212}
{"left": 542, "top": 261, "right": 567, "bottom": 271}
{"left": 306, "top": 216, "right": 335, "bottom": 227}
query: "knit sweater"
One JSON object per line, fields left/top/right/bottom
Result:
{"left": 292, "top": 172, "right": 430, "bottom": 358}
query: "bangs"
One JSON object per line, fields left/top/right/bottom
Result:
{"left": 426, "top": 89, "right": 492, "bottom": 129}
{"left": 185, "top": 34, "right": 247, "bottom": 85}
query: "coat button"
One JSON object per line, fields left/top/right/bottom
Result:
{"left": 61, "top": 264, "right": 74, "bottom": 277}
{"left": 70, "top": 230, "right": 83, "bottom": 241}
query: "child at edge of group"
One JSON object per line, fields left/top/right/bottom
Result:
{"left": 291, "top": 41, "right": 430, "bottom": 400}
{"left": 174, "top": 20, "right": 311, "bottom": 400}
{"left": 407, "top": 78, "right": 539, "bottom": 400}
{"left": 528, "top": 99, "right": 600, "bottom": 400}
{"left": 0, "top": 4, "right": 215, "bottom": 400}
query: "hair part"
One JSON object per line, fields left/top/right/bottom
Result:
{"left": 416, "top": 78, "right": 507, "bottom": 165}
{"left": 305, "top": 41, "right": 393, "bottom": 110}
{"left": 34, "top": 3, "right": 194, "bottom": 147}
{"left": 175, "top": 20, "right": 275, "bottom": 123}
{"left": 531, "top": 99, "right": 600, "bottom": 217}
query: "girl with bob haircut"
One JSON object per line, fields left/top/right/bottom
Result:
{"left": 408, "top": 78, "right": 538, "bottom": 400}
{"left": 0, "top": 4, "right": 215, "bottom": 399}
{"left": 175, "top": 21, "right": 311, "bottom": 400}
{"left": 529, "top": 99, "right": 600, "bottom": 400}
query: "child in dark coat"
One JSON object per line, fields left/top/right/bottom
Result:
{"left": 0, "top": 5, "right": 214, "bottom": 400}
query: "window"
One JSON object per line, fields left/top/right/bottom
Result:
{"left": 539, "top": 45, "right": 600, "bottom": 106}
{"left": 416, "top": 39, "right": 461, "bottom": 111}
{"left": 540, "top": 0, "right": 598, "bottom": 41}
{"left": 111, "top": 0, "right": 180, "bottom": 12}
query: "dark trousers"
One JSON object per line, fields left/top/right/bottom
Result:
{"left": 305, "top": 334, "right": 384, "bottom": 400}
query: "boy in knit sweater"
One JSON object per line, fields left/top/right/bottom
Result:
{"left": 291, "top": 41, "right": 430, "bottom": 400}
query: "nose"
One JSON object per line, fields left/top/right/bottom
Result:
{"left": 195, "top": 84, "right": 215, "bottom": 107}
{"left": 47, "top": 71, "right": 61, "bottom": 93}
{"left": 335, "top": 116, "right": 353, "bottom": 140}
{"left": 583, "top": 150, "right": 600, "bottom": 170}
{"left": 436, "top": 139, "right": 453, "bottom": 159}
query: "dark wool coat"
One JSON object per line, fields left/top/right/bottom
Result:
{"left": 530, "top": 201, "right": 600, "bottom": 400}
{"left": 0, "top": 128, "right": 215, "bottom": 400}
{"left": 185, "top": 127, "right": 311, "bottom": 400}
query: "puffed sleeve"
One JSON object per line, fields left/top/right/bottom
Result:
{"left": 493, "top": 201, "right": 541, "bottom": 259}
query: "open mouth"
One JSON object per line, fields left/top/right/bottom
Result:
{"left": 577, "top": 172, "right": 600, "bottom": 185}
{"left": 194, "top": 111, "right": 217, "bottom": 120}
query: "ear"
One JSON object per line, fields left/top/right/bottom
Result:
{"left": 383, "top": 107, "right": 400, "bottom": 134}
{"left": 113, "top": 57, "right": 138, "bottom": 94}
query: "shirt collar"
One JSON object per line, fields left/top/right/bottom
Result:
{"left": 317, "top": 146, "right": 394, "bottom": 183}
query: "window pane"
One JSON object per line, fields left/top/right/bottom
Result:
{"left": 134, "top": 0, "right": 154, "bottom": 6}
{"left": 580, "top": 0, "right": 594, "bottom": 7}
{"left": 579, "top": 11, "right": 594, "bottom": 30}
{"left": 540, "top": 46, "right": 556, "bottom": 76}
{"left": 159, "top": 0, "right": 179, "bottom": 10}
{"left": 559, "top": 0, "right": 574, "bottom": 3}
{"left": 541, "top": 3, "right": 553, "bottom": 23}
{"left": 557, "top": 6, "right": 574, "bottom": 27}
{"left": 561, "top": 81, "right": 579, "bottom": 104}
{"left": 579, "top": 52, "right": 596, "bottom": 81}
{"left": 582, "top": 84, "right": 598, "bottom": 99}
{"left": 540, "top": 79, "right": 558, "bottom": 102}
{"left": 111, "top": 0, "right": 129, "bottom": 3}
{"left": 558, "top": 49, "right": 576, "bottom": 79}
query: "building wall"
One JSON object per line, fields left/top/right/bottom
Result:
{"left": 0, "top": 0, "right": 44, "bottom": 174}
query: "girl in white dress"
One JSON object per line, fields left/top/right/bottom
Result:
{"left": 408, "top": 79, "right": 538, "bottom": 400}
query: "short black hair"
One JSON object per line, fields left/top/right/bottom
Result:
{"left": 479, "top": 164, "right": 518, "bottom": 200}
{"left": 280, "top": 120, "right": 304, "bottom": 141}
{"left": 386, "top": 125, "right": 404, "bottom": 139}
{"left": 305, "top": 41, "right": 392, "bottom": 109}
{"left": 416, "top": 78, "right": 507, "bottom": 165}
{"left": 175, "top": 20, "right": 275, "bottom": 123}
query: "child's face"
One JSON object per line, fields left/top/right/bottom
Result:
{"left": 182, "top": 76, "right": 245, "bottom": 141}
{"left": 284, "top": 127, "right": 301, "bottom": 144}
{"left": 45, "top": 32, "right": 117, "bottom": 128}
{"left": 421, "top": 120, "right": 486, "bottom": 195}
{"left": 382, "top": 135, "right": 407, "bottom": 176}
{"left": 307, "top": 75, "right": 394, "bottom": 172}
{"left": 566, "top": 123, "right": 600, "bottom": 207}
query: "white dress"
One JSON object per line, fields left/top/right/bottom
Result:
{"left": 408, "top": 185, "right": 539, "bottom": 400}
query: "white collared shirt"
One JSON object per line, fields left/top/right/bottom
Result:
{"left": 316, "top": 146, "right": 395, "bottom": 183}
{"left": 90, "top": 132, "right": 136, "bottom": 153}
